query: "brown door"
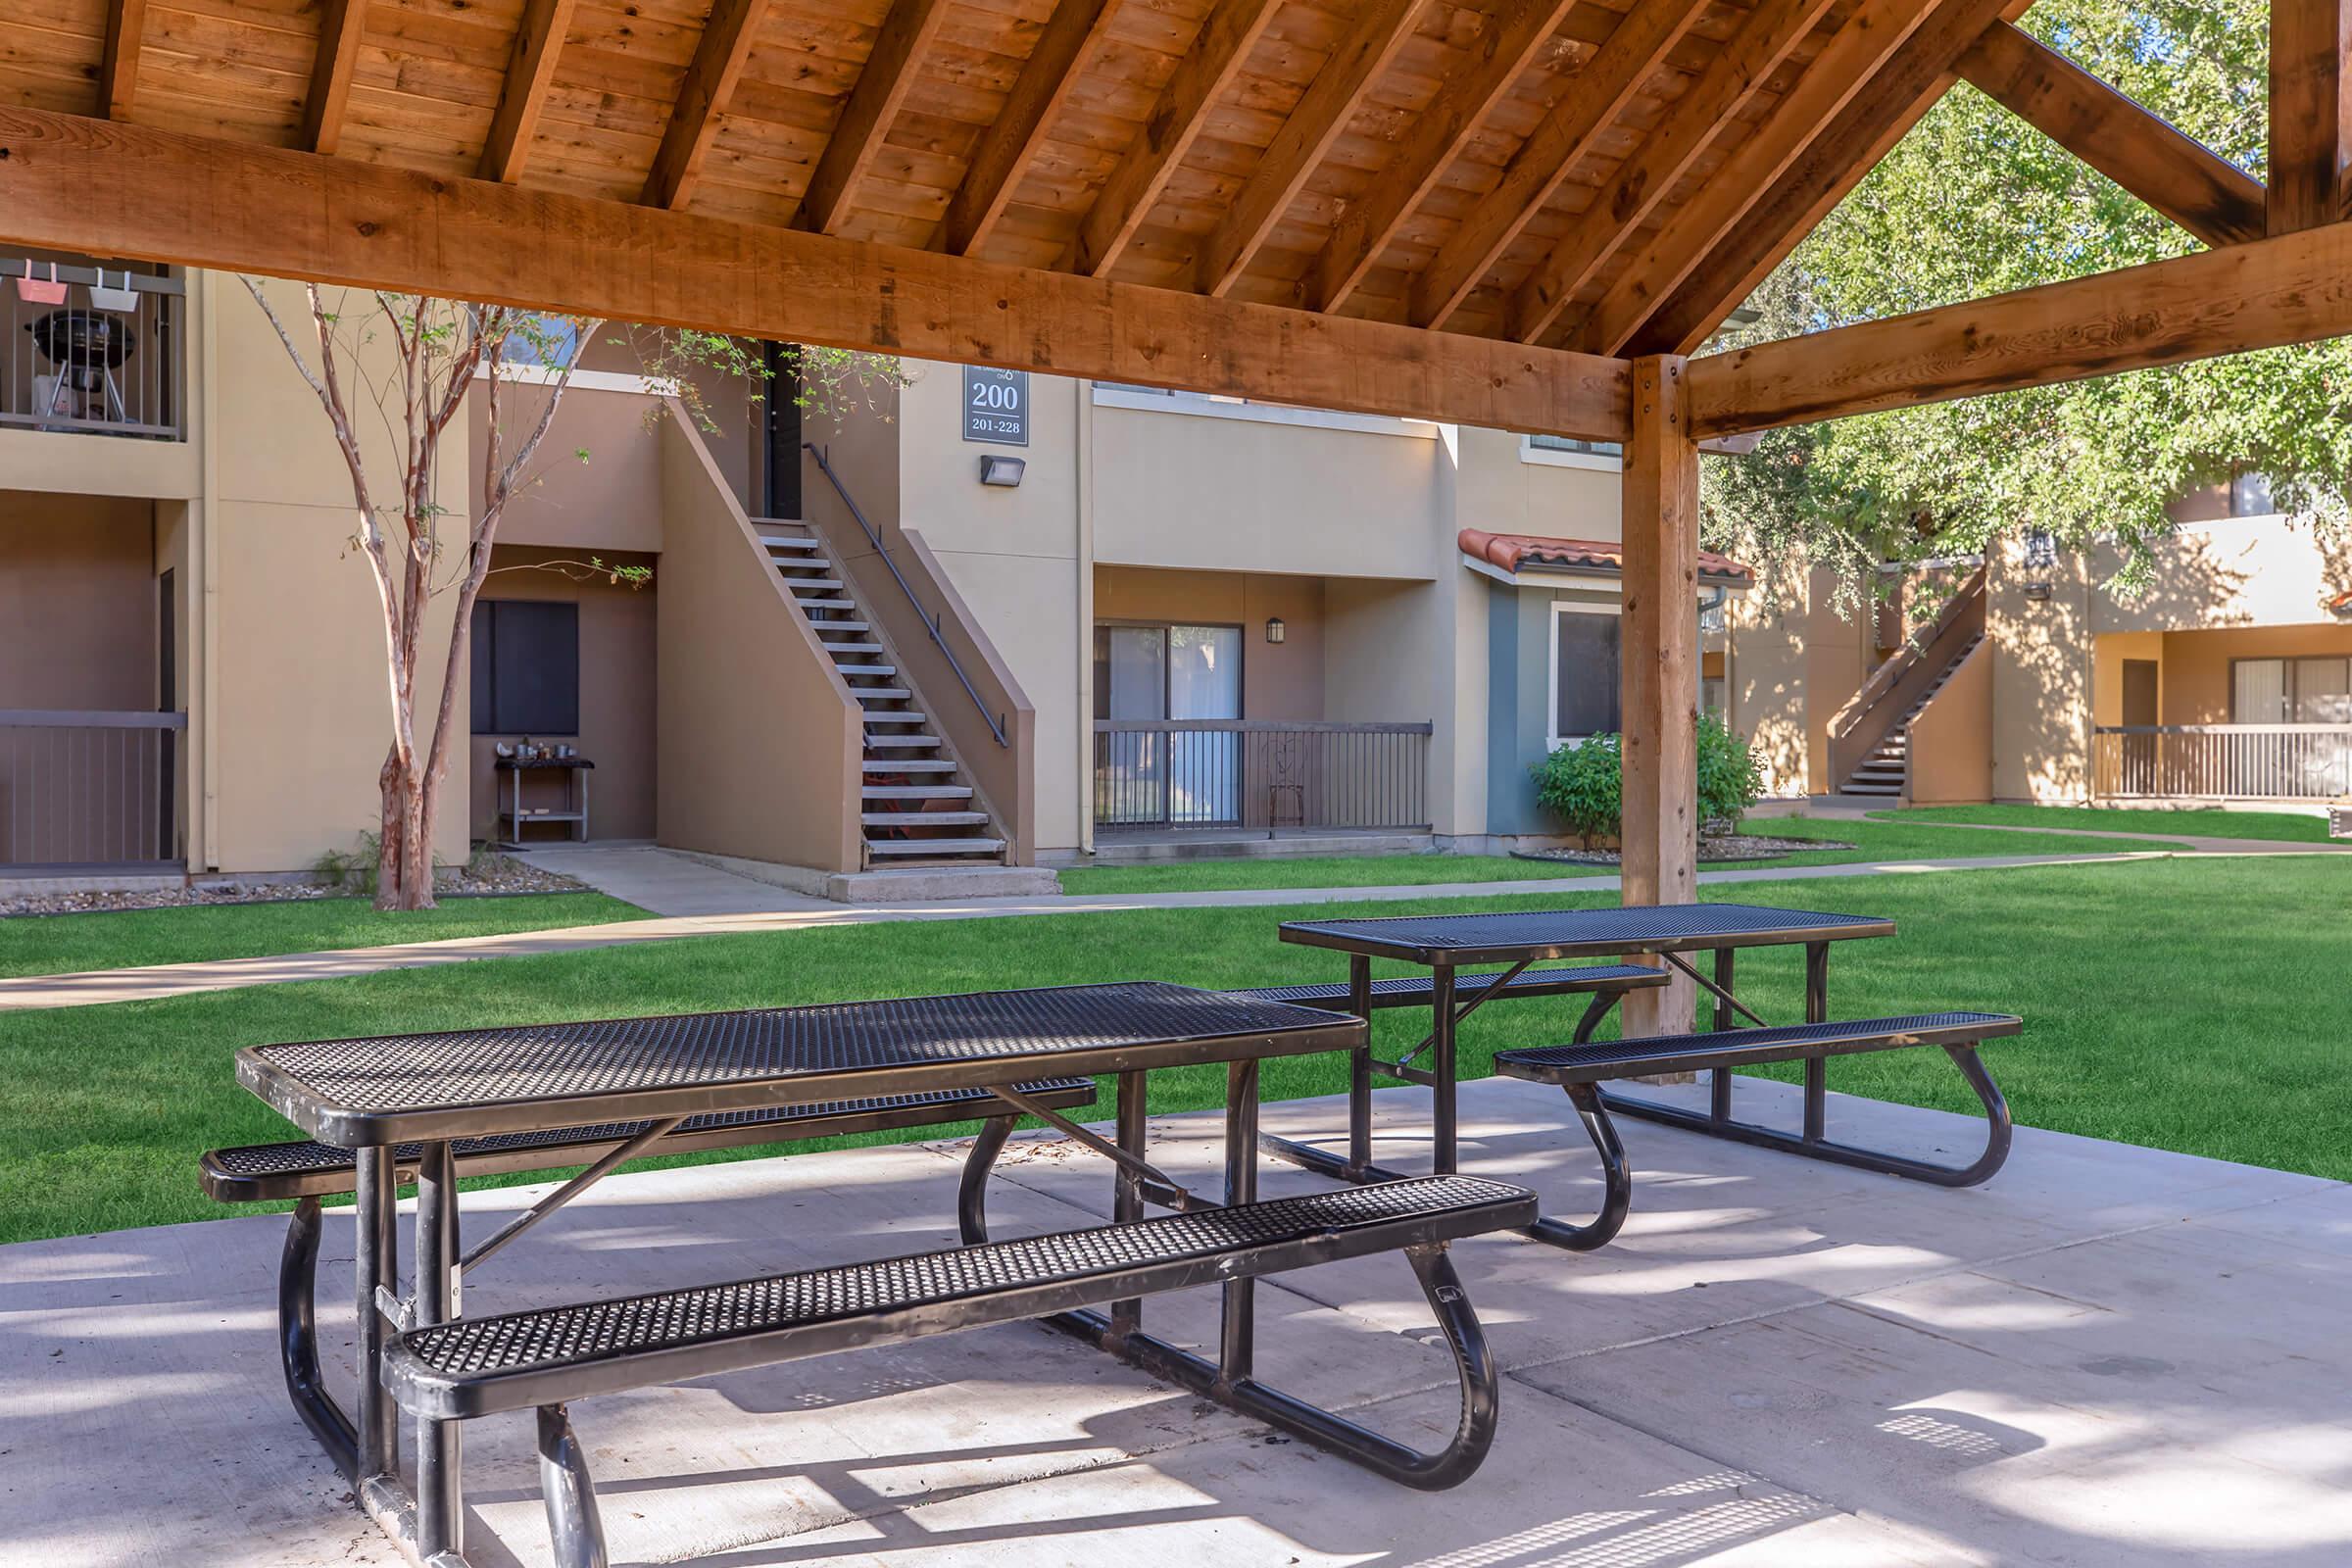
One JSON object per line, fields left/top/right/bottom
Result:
{"left": 2122, "top": 659, "right": 2158, "bottom": 794}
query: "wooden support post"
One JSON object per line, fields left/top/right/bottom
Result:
{"left": 1619, "top": 355, "right": 1700, "bottom": 1039}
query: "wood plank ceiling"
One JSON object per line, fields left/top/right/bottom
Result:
{"left": 4, "top": 0, "right": 2020, "bottom": 359}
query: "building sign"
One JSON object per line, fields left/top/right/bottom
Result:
{"left": 961, "top": 367, "right": 1029, "bottom": 446}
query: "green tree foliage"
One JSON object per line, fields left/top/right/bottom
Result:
{"left": 1702, "top": 1, "right": 2352, "bottom": 604}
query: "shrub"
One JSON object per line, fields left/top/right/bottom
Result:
{"left": 1532, "top": 714, "right": 1763, "bottom": 846}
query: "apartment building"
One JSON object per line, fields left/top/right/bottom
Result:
{"left": 8, "top": 250, "right": 2342, "bottom": 894}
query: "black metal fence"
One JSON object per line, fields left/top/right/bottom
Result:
{"left": 1093, "top": 720, "right": 1431, "bottom": 832}
{"left": 0, "top": 710, "right": 186, "bottom": 868}
{"left": 2093, "top": 723, "right": 2352, "bottom": 800}
{"left": 1, "top": 258, "right": 185, "bottom": 440}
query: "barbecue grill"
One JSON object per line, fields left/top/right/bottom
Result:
{"left": 25, "top": 308, "right": 135, "bottom": 424}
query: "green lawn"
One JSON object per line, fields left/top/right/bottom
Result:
{"left": 0, "top": 892, "right": 649, "bottom": 980}
{"left": 1886, "top": 804, "right": 2330, "bottom": 842}
{"left": 5, "top": 855, "right": 2346, "bottom": 1246}
{"left": 1055, "top": 813, "right": 2178, "bottom": 893}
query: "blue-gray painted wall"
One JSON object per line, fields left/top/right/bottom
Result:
{"left": 1485, "top": 580, "right": 1619, "bottom": 835}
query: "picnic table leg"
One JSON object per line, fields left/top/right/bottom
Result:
{"left": 1431, "top": 964, "right": 1457, "bottom": 1176}
{"left": 277, "top": 1197, "right": 357, "bottom": 1479}
{"left": 1710, "top": 948, "right": 1737, "bottom": 1123}
{"left": 1803, "top": 942, "right": 1830, "bottom": 1144}
{"left": 1347, "top": 955, "right": 1373, "bottom": 1177}
{"left": 1220, "top": 1058, "right": 1258, "bottom": 1380}
{"left": 415, "top": 1141, "right": 466, "bottom": 1561}
{"left": 355, "top": 1148, "right": 400, "bottom": 1480}
{"left": 1109, "top": 1070, "right": 1147, "bottom": 1342}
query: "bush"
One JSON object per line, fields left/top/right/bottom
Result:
{"left": 1532, "top": 714, "right": 1763, "bottom": 846}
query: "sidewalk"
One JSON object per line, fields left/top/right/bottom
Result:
{"left": 0, "top": 846, "right": 2237, "bottom": 1012}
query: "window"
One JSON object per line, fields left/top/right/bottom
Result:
{"left": 1702, "top": 675, "right": 1727, "bottom": 718}
{"left": 1528, "top": 435, "right": 1624, "bottom": 458}
{"left": 2232, "top": 656, "right": 2352, "bottom": 723}
{"left": 2230, "top": 470, "right": 2276, "bottom": 516}
{"left": 1550, "top": 609, "right": 1621, "bottom": 745}
{"left": 1093, "top": 621, "right": 1243, "bottom": 825}
{"left": 504, "top": 313, "right": 583, "bottom": 370}
{"left": 470, "top": 600, "right": 579, "bottom": 734}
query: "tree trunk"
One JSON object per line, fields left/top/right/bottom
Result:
{"left": 374, "top": 749, "right": 437, "bottom": 910}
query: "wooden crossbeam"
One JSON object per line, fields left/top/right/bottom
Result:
{"left": 640, "top": 0, "right": 766, "bottom": 211}
{"left": 1568, "top": 0, "right": 1938, "bottom": 356}
{"left": 1194, "top": 0, "right": 1427, "bottom": 296}
{"left": 1064, "top": 0, "right": 1283, "bottom": 277}
{"left": 2267, "top": 0, "right": 2352, "bottom": 232}
{"left": 300, "top": 0, "right": 370, "bottom": 157}
{"left": 1682, "top": 216, "right": 2352, "bottom": 437}
{"left": 477, "top": 0, "right": 579, "bottom": 183}
{"left": 801, "top": 0, "right": 956, "bottom": 235}
{"left": 939, "top": 0, "right": 1122, "bottom": 257}
{"left": 0, "top": 107, "right": 1630, "bottom": 442}
{"left": 100, "top": 0, "right": 147, "bottom": 122}
{"left": 1506, "top": 0, "right": 1838, "bottom": 346}
{"left": 1619, "top": 0, "right": 2018, "bottom": 358}
{"left": 1306, "top": 0, "right": 1579, "bottom": 315}
{"left": 1409, "top": 0, "right": 1711, "bottom": 330}
{"left": 1958, "top": 22, "right": 2264, "bottom": 248}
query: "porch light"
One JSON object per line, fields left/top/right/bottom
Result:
{"left": 978, "top": 454, "right": 1026, "bottom": 487}
{"left": 1265, "top": 617, "right": 1286, "bottom": 645}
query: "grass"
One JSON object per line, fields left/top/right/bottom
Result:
{"left": 1886, "top": 804, "right": 2330, "bottom": 843}
{"left": 1054, "top": 813, "right": 2180, "bottom": 894}
{"left": 4, "top": 854, "right": 2347, "bottom": 1247}
{"left": 0, "top": 892, "right": 649, "bottom": 980}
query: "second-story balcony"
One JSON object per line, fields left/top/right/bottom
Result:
{"left": 2, "top": 255, "right": 184, "bottom": 442}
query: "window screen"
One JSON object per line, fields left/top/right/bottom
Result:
{"left": 471, "top": 600, "right": 580, "bottom": 734}
{"left": 1554, "top": 613, "right": 1621, "bottom": 738}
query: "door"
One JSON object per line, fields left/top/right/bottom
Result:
{"left": 2121, "top": 659, "right": 2157, "bottom": 794}
{"left": 761, "top": 341, "right": 803, "bottom": 519}
{"left": 1093, "top": 623, "right": 1242, "bottom": 825}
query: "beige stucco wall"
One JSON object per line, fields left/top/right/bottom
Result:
{"left": 485, "top": 384, "right": 666, "bottom": 556}
{"left": 2094, "top": 517, "right": 2352, "bottom": 634}
{"left": 1725, "top": 578, "right": 1812, "bottom": 796}
{"left": 1906, "top": 640, "right": 1992, "bottom": 805}
{"left": 0, "top": 493, "right": 158, "bottom": 708}
{"left": 2148, "top": 623, "right": 2352, "bottom": 722}
{"left": 1988, "top": 534, "right": 2097, "bottom": 802}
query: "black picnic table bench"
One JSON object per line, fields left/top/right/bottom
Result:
{"left": 211, "top": 981, "right": 1537, "bottom": 1568}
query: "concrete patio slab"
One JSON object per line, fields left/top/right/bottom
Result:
{"left": 2, "top": 1080, "right": 2344, "bottom": 1567}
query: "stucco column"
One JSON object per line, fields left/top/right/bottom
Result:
{"left": 1619, "top": 356, "right": 1699, "bottom": 1036}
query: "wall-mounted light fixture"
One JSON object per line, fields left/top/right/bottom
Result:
{"left": 978, "top": 454, "right": 1026, "bottom": 488}
{"left": 1264, "top": 616, "right": 1286, "bottom": 645}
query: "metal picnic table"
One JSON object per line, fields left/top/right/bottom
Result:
{"left": 229, "top": 979, "right": 1535, "bottom": 1567}
{"left": 1264, "top": 902, "right": 1904, "bottom": 1247}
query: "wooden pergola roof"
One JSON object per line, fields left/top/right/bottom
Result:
{"left": 11, "top": 0, "right": 2352, "bottom": 448}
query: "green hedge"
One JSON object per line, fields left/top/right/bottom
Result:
{"left": 1532, "top": 713, "right": 1763, "bottom": 845}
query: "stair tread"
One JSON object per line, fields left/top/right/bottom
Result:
{"left": 866, "top": 760, "right": 956, "bottom": 772}
{"left": 863, "top": 785, "right": 972, "bottom": 799}
{"left": 863, "top": 811, "right": 993, "bottom": 826}
{"left": 868, "top": 838, "right": 1005, "bottom": 855}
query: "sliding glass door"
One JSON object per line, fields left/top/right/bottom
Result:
{"left": 1094, "top": 622, "right": 1242, "bottom": 826}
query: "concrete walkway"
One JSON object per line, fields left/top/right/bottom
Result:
{"left": 0, "top": 848, "right": 2228, "bottom": 1012}
{"left": 6, "top": 1079, "right": 2348, "bottom": 1566}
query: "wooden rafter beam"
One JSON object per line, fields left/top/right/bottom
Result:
{"left": 1409, "top": 0, "right": 1711, "bottom": 330}
{"left": 477, "top": 0, "right": 579, "bottom": 183}
{"left": 800, "top": 0, "right": 956, "bottom": 235}
{"left": 1683, "top": 215, "right": 2352, "bottom": 437}
{"left": 1064, "top": 0, "right": 1282, "bottom": 277}
{"left": 100, "top": 0, "right": 148, "bottom": 122}
{"left": 1619, "top": 0, "right": 2021, "bottom": 358}
{"left": 2267, "top": 0, "right": 2352, "bottom": 232}
{"left": 940, "top": 0, "right": 1122, "bottom": 257}
{"left": 1305, "top": 0, "right": 1580, "bottom": 316}
{"left": 640, "top": 0, "right": 765, "bottom": 211}
{"left": 1194, "top": 0, "right": 1427, "bottom": 296}
{"left": 1958, "top": 22, "right": 2264, "bottom": 248}
{"left": 300, "top": 0, "right": 369, "bottom": 157}
{"left": 1568, "top": 0, "right": 1941, "bottom": 356}
{"left": 1506, "top": 0, "right": 1838, "bottom": 346}
{"left": 0, "top": 107, "right": 1630, "bottom": 442}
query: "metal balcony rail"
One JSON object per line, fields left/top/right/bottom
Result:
{"left": 1, "top": 259, "right": 185, "bottom": 440}
{"left": 1093, "top": 720, "right": 1432, "bottom": 833}
{"left": 2093, "top": 723, "right": 2352, "bottom": 800}
{"left": 0, "top": 710, "right": 187, "bottom": 869}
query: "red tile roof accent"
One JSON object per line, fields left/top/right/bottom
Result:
{"left": 1458, "top": 529, "right": 1755, "bottom": 585}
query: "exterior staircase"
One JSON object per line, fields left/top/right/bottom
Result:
{"left": 1838, "top": 631, "right": 1984, "bottom": 796}
{"left": 752, "top": 518, "right": 1012, "bottom": 868}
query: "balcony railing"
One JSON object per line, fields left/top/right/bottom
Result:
{"left": 1093, "top": 720, "right": 1432, "bottom": 833}
{"left": 0, "top": 710, "right": 186, "bottom": 869}
{"left": 2093, "top": 724, "right": 2352, "bottom": 800}
{"left": 1, "top": 258, "right": 185, "bottom": 440}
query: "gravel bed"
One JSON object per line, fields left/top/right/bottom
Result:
{"left": 1510, "top": 833, "right": 1856, "bottom": 867}
{"left": 1, "top": 856, "right": 587, "bottom": 917}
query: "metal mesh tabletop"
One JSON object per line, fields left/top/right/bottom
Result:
{"left": 1279, "top": 903, "right": 1894, "bottom": 963}
{"left": 237, "top": 981, "right": 1362, "bottom": 1148}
